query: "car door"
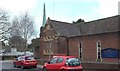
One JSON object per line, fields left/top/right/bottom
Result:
{"left": 55, "top": 57, "right": 65, "bottom": 69}
{"left": 46, "top": 57, "right": 58, "bottom": 71}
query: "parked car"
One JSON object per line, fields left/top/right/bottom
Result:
{"left": 13, "top": 56, "right": 37, "bottom": 69}
{"left": 43, "top": 56, "right": 82, "bottom": 71}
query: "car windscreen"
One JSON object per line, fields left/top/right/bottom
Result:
{"left": 66, "top": 58, "right": 81, "bottom": 66}
{"left": 25, "top": 57, "right": 35, "bottom": 60}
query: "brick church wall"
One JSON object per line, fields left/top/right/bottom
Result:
{"left": 69, "top": 32, "right": 118, "bottom": 63}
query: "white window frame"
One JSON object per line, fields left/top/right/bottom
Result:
{"left": 96, "top": 40, "right": 102, "bottom": 62}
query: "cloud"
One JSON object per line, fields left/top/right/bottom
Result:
{"left": 44, "top": 0, "right": 97, "bottom": 3}
{"left": 118, "top": 1, "right": 120, "bottom": 14}
{"left": 0, "top": 0, "right": 119, "bottom": 38}
{"left": 97, "top": 0, "right": 119, "bottom": 18}
{"left": 0, "top": 0, "right": 39, "bottom": 37}
{"left": 0, "top": 0, "right": 37, "bottom": 14}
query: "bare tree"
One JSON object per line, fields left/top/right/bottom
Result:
{"left": 0, "top": 9, "right": 11, "bottom": 41}
{"left": 20, "top": 13, "right": 35, "bottom": 41}
{"left": 10, "top": 17, "right": 20, "bottom": 37}
{"left": 10, "top": 13, "right": 36, "bottom": 52}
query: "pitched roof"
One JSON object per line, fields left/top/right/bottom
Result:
{"left": 49, "top": 19, "right": 81, "bottom": 37}
{"left": 46, "top": 15, "right": 119, "bottom": 37}
{"left": 80, "top": 15, "right": 119, "bottom": 36}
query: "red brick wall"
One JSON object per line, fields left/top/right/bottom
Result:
{"left": 38, "top": 22, "right": 119, "bottom": 65}
{"left": 39, "top": 23, "right": 58, "bottom": 60}
{"left": 118, "top": 31, "right": 120, "bottom": 63}
{"left": 39, "top": 24, "right": 68, "bottom": 64}
{"left": 82, "top": 63, "right": 118, "bottom": 70}
{"left": 58, "top": 37, "right": 67, "bottom": 54}
{"left": 68, "top": 37, "right": 80, "bottom": 57}
{"left": 69, "top": 32, "right": 119, "bottom": 63}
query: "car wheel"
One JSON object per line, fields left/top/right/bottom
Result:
{"left": 13, "top": 63, "right": 16, "bottom": 67}
{"left": 21, "top": 65, "right": 25, "bottom": 69}
{"left": 43, "top": 68, "right": 47, "bottom": 71}
{"left": 61, "top": 69, "right": 65, "bottom": 71}
{"left": 33, "top": 66, "right": 37, "bottom": 68}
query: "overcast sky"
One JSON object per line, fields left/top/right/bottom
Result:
{"left": 0, "top": 0, "right": 119, "bottom": 37}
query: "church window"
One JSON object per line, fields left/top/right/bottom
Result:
{"left": 78, "top": 43, "right": 82, "bottom": 60}
{"left": 96, "top": 41, "right": 102, "bottom": 62}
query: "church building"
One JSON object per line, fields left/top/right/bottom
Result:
{"left": 34, "top": 3, "right": 120, "bottom": 70}
{"left": 37, "top": 15, "right": 120, "bottom": 70}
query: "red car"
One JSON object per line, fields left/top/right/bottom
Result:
{"left": 13, "top": 56, "right": 37, "bottom": 69}
{"left": 43, "top": 56, "right": 82, "bottom": 71}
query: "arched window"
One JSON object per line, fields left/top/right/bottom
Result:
{"left": 78, "top": 43, "right": 82, "bottom": 60}
{"left": 96, "top": 41, "right": 102, "bottom": 62}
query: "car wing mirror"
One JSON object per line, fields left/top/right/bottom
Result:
{"left": 65, "top": 63, "right": 68, "bottom": 66}
{"left": 48, "top": 61, "right": 50, "bottom": 64}
{"left": 15, "top": 58, "right": 18, "bottom": 60}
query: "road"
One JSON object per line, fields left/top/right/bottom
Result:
{"left": 1, "top": 60, "right": 117, "bottom": 71}
{"left": 0, "top": 60, "right": 43, "bottom": 71}
{"left": 0, "top": 60, "right": 97, "bottom": 71}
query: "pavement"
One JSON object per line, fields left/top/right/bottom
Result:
{"left": 37, "top": 65, "right": 43, "bottom": 68}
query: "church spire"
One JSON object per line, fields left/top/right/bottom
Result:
{"left": 42, "top": 3, "right": 46, "bottom": 27}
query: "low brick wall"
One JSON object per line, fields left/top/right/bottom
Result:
{"left": 2, "top": 56, "right": 15, "bottom": 60}
{"left": 83, "top": 69, "right": 118, "bottom": 71}
{"left": 82, "top": 61, "right": 119, "bottom": 71}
